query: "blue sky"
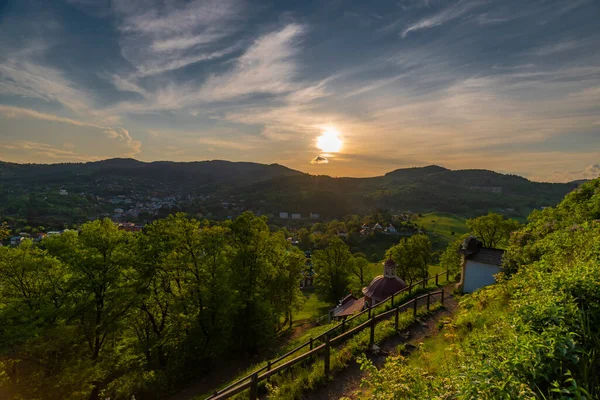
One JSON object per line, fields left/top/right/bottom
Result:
{"left": 0, "top": 0, "right": 599, "bottom": 181}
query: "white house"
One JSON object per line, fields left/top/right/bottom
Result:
{"left": 279, "top": 212, "right": 289, "bottom": 219}
{"left": 457, "top": 237, "right": 504, "bottom": 293}
{"left": 59, "top": 189, "right": 68, "bottom": 196}
{"left": 291, "top": 213, "right": 301, "bottom": 219}
{"left": 10, "top": 236, "right": 24, "bottom": 246}
{"left": 385, "top": 224, "right": 398, "bottom": 234}
{"left": 310, "top": 213, "right": 320, "bottom": 220}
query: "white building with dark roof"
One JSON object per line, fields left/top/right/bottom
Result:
{"left": 457, "top": 236, "right": 504, "bottom": 293}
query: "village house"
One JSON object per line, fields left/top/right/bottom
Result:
{"left": 291, "top": 213, "right": 301, "bottom": 219}
{"left": 456, "top": 236, "right": 504, "bottom": 293}
{"left": 310, "top": 213, "right": 320, "bottom": 220}
{"left": 279, "top": 212, "right": 289, "bottom": 219}
{"left": 385, "top": 224, "right": 398, "bottom": 234}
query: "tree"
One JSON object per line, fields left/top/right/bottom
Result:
{"left": 44, "top": 219, "right": 135, "bottom": 400}
{"left": 0, "top": 222, "right": 8, "bottom": 240}
{"left": 297, "top": 228, "right": 314, "bottom": 250}
{"left": 439, "top": 234, "right": 471, "bottom": 276}
{"left": 348, "top": 254, "right": 373, "bottom": 296}
{"left": 466, "top": 213, "right": 521, "bottom": 248}
{"left": 351, "top": 253, "right": 370, "bottom": 287}
{"left": 386, "top": 234, "right": 432, "bottom": 285}
{"left": 312, "top": 237, "right": 354, "bottom": 302}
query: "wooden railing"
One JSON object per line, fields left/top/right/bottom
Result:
{"left": 208, "top": 290, "right": 446, "bottom": 400}
{"left": 205, "top": 270, "right": 450, "bottom": 399}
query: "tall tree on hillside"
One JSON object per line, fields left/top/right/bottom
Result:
{"left": 312, "top": 237, "right": 354, "bottom": 302}
{"left": 386, "top": 234, "right": 432, "bottom": 285}
{"left": 466, "top": 213, "right": 521, "bottom": 248}
{"left": 269, "top": 243, "right": 306, "bottom": 330}
{"left": 44, "top": 219, "right": 135, "bottom": 400}
{"left": 0, "top": 241, "right": 71, "bottom": 399}
{"left": 229, "top": 212, "right": 277, "bottom": 352}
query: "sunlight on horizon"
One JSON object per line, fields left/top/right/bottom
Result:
{"left": 316, "top": 127, "right": 343, "bottom": 153}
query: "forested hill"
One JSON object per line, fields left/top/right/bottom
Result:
{"left": 0, "top": 158, "right": 303, "bottom": 188}
{"left": 0, "top": 159, "right": 583, "bottom": 218}
{"left": 236, "top": 165, "right": 581, "bottom": 217}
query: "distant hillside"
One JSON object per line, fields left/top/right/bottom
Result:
{"left": 237, "top": 165, "right": 580, "bottom": 218}
{"left": 0, "top": 159, "right": 582, "bottom": 221}
{"left": 0, "top": 159, "right": 304, "bottom": 189}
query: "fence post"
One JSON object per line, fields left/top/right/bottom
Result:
{"left": 408, "top": 284, "right": 412, "bottom": 295}
{"left": 368, "top": 304, "right": 372, "bottom": 319}
{"left": 391, "top": 293, "right": 394, "bottom": 307}
{"left": 342, "top": 319, "right": 346, "bottom": 332}
{"left": 436, "top": 273, "right": 439, "bottom": 286}
{"left": 426, "top": 292, "right": 430, "bottom": 311}
{"left": 422, "top": 278, "right": 426, "bottom": 289}
{"left": 369, "top": 315, "right": 375, "bottom": 347}
{"left": 441, "top": 289, "right": 445, "bottom": 306}
{"left": 395, "top": 306, "right": 399, "bottom": 330}
{"left": 324, "top": 336, "right": 330, "bottom": 378}
{"left": 446, "top": 269, "right": 449, "bottom": 281}
{"left": 309, "top": 337, "right": 313, "bottom": 350}
{"left": 413, "top": 298, "right": 417, "bottom": 317}
{"left": 267, "top": 360, "right": 271, "bottom": 371}
{"left": 249, "top": 372, "right": 258, "bottom": 400}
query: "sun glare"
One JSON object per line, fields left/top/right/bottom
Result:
{"left": 316, "top": 128, "right": 343, "bottom": 153}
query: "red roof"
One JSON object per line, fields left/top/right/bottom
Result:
{"left": 362, "top": 275, "right": 407, "bottom": 303}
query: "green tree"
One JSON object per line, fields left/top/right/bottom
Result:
{"left": 439, "top": 234, "right": 471, "bottom": 276}
{"left": 466, "top": 212, "right": 520, "bottom": 248}
{"left": 386, "top": 234, "right": 432, "bottom": 285}
{"left": 44, "top": 219, "right": 135, "bottom": 400}
{"left": 0, "top": 222, "right": 8, "bottom": 240}
{"left": 297, "top": 228, "right": 314, "bottom": 250}
{"left": 312, "top": 237, "right": 353, "bottom": 302}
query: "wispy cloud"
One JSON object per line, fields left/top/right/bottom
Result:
{"left": 0, "top": 140, "right": 101, "bottom": 162}
{"left": 0, "top": 57, "right": 92, "bottom": 113}
{"left": 200, "top": 23, "right": 306, "bottom": 101}
{"left": 0, "top": 105, "right": 141, "bottom": 156}
{"left": 402, "top": 0, "right": 485, "bottom": 37}
{"left": 113, "top": 0, "right": 243, "bottom": 77}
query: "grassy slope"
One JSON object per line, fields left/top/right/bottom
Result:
{"left": 293, "top": 289, "right": 333, "bottom": 324}
{"left": 417, "top": 212, "right": 468, "bottom": 242}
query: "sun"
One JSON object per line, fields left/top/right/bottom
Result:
{"left": 316, "top": 128, "right": 343, "bottom": 153}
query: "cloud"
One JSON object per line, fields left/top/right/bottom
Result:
{"left": 585, "top": 164, "right": 600, "bottom": 176}
{"left": 0, "top": 140, "right": 101, "bottom": 163}
{"left": 402, "top": 0, "right": 485, "bottom": 37}
{"left": 200, "top": 23, "right": 306, "bottom": 101}
{"left": 113, "top": 0, "right": 243, "bottom": 77}
{"left": 311, "top": 155, "right": 329, "bottom": 164}
{"left": 0, "top": 58, "right": 92, "bottom": 113}
{"left": 0, "top": 105, "right": 141, "bottom": 157}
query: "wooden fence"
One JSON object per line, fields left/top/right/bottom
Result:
{"left": 206, "top": 270, "right": 450, "bottom": 400}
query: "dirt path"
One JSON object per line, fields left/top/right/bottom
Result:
{"left": 302, "top": 284, "right": 458, "bottom": 400}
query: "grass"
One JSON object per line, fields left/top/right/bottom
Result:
{"left": 416, "top": 212, "right": 468, "bottom": 250}
{"left": 293, "top": 288, "right": 332, "bottom": 324}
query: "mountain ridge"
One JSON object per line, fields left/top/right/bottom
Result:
{"left": 0, "top": 158, "right": 586, "bottom": 183}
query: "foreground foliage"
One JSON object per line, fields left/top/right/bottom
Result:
{"left": 360, "top": 178, "right": 600, "bottom": 399}
{"left": 0, "top": 212, "right": 305, "bottom": 400}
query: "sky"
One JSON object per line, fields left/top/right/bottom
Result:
{"left": 0, "top": 0, "right": 599, "bottom": 182}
